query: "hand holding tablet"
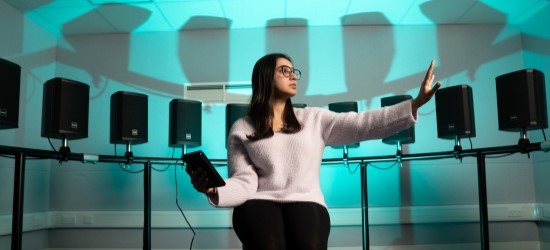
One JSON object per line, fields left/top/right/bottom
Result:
{"left": 183, "top": 150, "right": 226, "bottom": 188}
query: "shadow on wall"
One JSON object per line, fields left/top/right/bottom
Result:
{"left": 266, "top": 18, "right": 310, "bottom": 103}
{"left": 61, "top": 4, "right": 184, "bottom": 99}
{"left": 179, "top": 16, "right": 232, "bottom": 84}
{"left": 7, "top": 1, "right": 550, "bottom": 108}
{"left": 0, "top": 0, "right": 25, "bottom": 56}
{"left": 423, "top": 0, "right": 517, "bottom": 82}
{"left": 7, "top": 2, "right": 185, "bottom": 104}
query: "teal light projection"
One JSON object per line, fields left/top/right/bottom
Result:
{"left": 305, "top": 27, "right": 347, "bottom": 96}
{"left": 384, "top": 27, "right": 438, "bottom": 83}
{"left": 3, "top": 0, "right": 550, "bottom": 212}
{"left": 481, "top": 0, "right": 548, "bottom": 24}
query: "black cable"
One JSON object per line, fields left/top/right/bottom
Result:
{"left": 151, "top": 147, "right": 176, "bottom": 172}
{"left": 117, "top": 163, "right": 143, "bottom": 173}
{"left": 0, "top": 154, "right": 15, "bottom": 159}
{"left": 151, "top": 163, "right": 171, "bottom": 172}
{"left": 486, "top": 152, "right": 517, "bottom": 158}
{"left": 47, "top": 138, "right": 66, "bottom": 166}
{"left": 113, "top": 145, "right": 179, "bottom": 173}
{"left": 175, "top": 162, "right": 196, "bottom": 250}
{"left": 114, "top": 144, "right": 143, "bottom": 173}
{"left": 368, "top": 160, "right": 398, "bottom": 170}
{"left": 542, "top": 129, "right": 547, "bottom": 141}
{"left": 346, "top": 163, "right": 361, "bottom": 174}
{"left": 47, "top": 138, "right": 56, "bottom": 151}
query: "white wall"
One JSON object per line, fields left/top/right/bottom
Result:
{"left": 47, "top": 24, "right": 535, "bottom": 210}
{"left": 521, "top": 2, "right": 550, "bottom": 204}
{"left": 1, "top": 1, "right": 550, "bottom": 249}
{"left": 520, "top": 3, "right": 550, "bottom": 249}
{"left": 0, "top": 1, "right": 58, "bottom": 249}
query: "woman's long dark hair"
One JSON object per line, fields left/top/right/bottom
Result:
{"left": 246, "top": 53, "right": 301, "bottom": 141}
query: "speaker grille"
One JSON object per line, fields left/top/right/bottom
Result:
{"left": 169, "top": 99, "right": 202, "bottom": 147}
{"left": 435, "top": 84, "right": 476, "bottom": 139}
{"left": 496, "top": 69, "right": 547, "bottom": 131}
{"left": 0, "top": 58, "right": 21, "bottom": 129}
{"left": 381, "top": 95, "right": 415, "bottom": 144}
{"left": 328, "top": 102, "right": 360, "bottom": 148}
{"left": 226, "top": 103, "right": 249, "bottom": 148}
{"left": 41, "top": 77, "right": 90, "bottom": 139}
{"left": 110, "top": 91, "right": 148, "bottom": 144}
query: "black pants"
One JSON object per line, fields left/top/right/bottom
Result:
{"left": 232, "top": 200, "right": 331, "bottom": 250}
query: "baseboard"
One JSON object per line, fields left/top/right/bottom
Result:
{"left": 40, "top": 241, "right": 542, "bottom": 250}
{"left": 346, "top": 241, "right": 541, "bottom": 249}
{"left": 0, "top": 203, "right": 543, "bottom": 236}
{"left": 540, "top": 203, "right": 550, "bottom": 222}
{"left": 361, "top": 241, "right": 540, "bottom": 250}
{"left": 0, "top": 211, "right": 51, "bottom": 235}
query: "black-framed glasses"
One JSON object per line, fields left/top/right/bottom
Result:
{"left": 278, "top": 65, "right": 301, "bottom": 80}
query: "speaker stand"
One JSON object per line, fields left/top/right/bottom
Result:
{"left": 59, "top": 136, "right": 71, "bottom": 161}
{"left": 342, "top": 145, "right": 350, "bottom": 168}
{"left": 518, "top": 128, "right": 531, "bottom": 156}
{"left": 454, "top": 136, "right": 463, "bottom": 162}
{"left": 180, "top": 145, "right": 188, "bottom": 170}
{"left": 395, "top": 140, "right": 403, "bottom": 168}
{"left": 181, "top": 145, "right": 188, "bottom": 159}
{"left": 125, "top": 142, "right": 134, "bottom": 164}
{"left": 360, "top": 160, "right": 370, "bottom": 250}
{"left": 143, "top": 161, "right": 151, "bottom": 250}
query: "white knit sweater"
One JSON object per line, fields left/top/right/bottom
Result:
{"left": 213, "top": 100, "right": 416, "bottom": 208}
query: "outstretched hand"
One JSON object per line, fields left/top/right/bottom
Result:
{"left": 412, "top": 60, "right": 441, "bottom": 114}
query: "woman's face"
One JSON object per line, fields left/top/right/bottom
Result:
{"left": 273, "top": 57, "right": 298, "bottom": 100}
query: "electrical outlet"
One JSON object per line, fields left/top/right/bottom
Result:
{"left": 61, "top": 215, "right": 76, "bottom": 224}
{"left": 508, "top": 208, "right": 522, "bottom": 217}
{"left": 84, "top": 215, "right": 94, "bottom": 224}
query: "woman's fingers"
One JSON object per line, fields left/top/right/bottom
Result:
{"left": 187, "top": 167, "right": 209, "bottom": 193}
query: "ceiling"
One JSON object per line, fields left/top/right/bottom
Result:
{"left": 4, "top": 0, "right": 550, "bottom": 36}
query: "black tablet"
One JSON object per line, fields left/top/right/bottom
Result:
{"left": 182, "top": 150, "right": 226, "bottom": 188}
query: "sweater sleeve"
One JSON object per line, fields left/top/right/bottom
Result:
{"left": 321, "top": 100, "right": 417, "bottom": 146}
{"left": 211, "top": 119, "right": 258, "bottom": 208}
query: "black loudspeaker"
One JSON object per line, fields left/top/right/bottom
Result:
{"left": 41, "top": 77, "right": 90, "bottom": 139}
{"left": 496, "top": 69, "right": 547, "bottom": 131}
{"left": 0, "top": 58, "right": 21, "bottom": 129}
{"left": 226, "top": 103, "right": 249, "bottom": 147}
{"left": 328, "top": 102, "right": 357, "bottom": 113}
{"left": 169, "top": 99, "right": 202, "bottom": 147}
{"left": 435, "top": 85, "right": 476, "bottom": 139}
{"left": 328, "top": 102, "right": 360, "bottom": 148}
{"left": 381, "top": 95, "right": 415, "bottom": 144}
{"left": 110, "top": 91, "right": 148, "bottom": 144}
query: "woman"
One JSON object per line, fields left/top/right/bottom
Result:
{"left": 187, "top": 53, "right": 440, "bottom": 249}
